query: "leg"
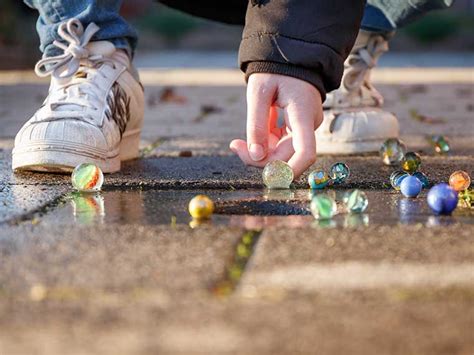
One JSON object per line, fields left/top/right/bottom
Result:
{"left": 13, "top": 1, "right": 144, "bottom": 173}
{"left": 23, "top": 0, "right": 137, "bottom": 57}
{"left": 317, "top": 0, "right": 454, "bottom": 154}
{"left": 366, "top": 0, "right": 455, "bottom": 30}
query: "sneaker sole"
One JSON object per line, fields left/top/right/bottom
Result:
{"left": 317, "top": 109, "right": 399, "bottom": 154}
{"left": 12, "top": 131, "right": 140, "bottom": 174}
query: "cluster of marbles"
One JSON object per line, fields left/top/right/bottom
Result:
{"left": 71, "top": 163, "right": 104, "bottom": 192}
{"left": 188, "top": 195, "right": 215, "bottom": 219}
{"left": 381, "top": 138, "right": 429, "bottom": 198}
{"left": 262, "top": 160, "right": 294, "bottom": 189}
{"left": 308, "top": 162, "right": 350, "bottom": 190}
{"left": 426, "top": 171, "right": 472, "bottom": 214}
{"left": 380, "top": 138, "right": 407, "bottom": 166}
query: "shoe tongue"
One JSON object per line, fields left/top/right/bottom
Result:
{"left": 86, "top": 41, "right": 116, "bottom": 57}
{"left": 87, "top": 41, "right": 131, "bottom": 69}
{"left": 49, "top": 41, "right": 130, "bottom": 114}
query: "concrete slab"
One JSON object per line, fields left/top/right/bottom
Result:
{"left": 246, "top": 225, "right": 474, "bottom": 269}
{"left": 0, "top": 224, "right": 243, "bottom": 297}
{"left": 0, "top": 149, "right": 69, "bottom": 224}
{"left": 1, "top": 287, "right": 473, "bottom": 354}
{"left": 1, "top": 75, "right": 472, "bottom": 143}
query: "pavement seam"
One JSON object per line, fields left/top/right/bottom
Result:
{"left": 211, "top": 229, "right": 262, "bottom": 297}
{"left": 2, "top": 193, "right": 69, "bottom": 227}
{"left": 139, "top": 137, "right": 168, "bottom": 158}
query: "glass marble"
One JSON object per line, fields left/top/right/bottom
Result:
{"left": 342, "top": 189, "right": 368, "bottom": 213}
{"left": 380, "top": 138, "right": 407, "bottom": 166}
{"left": 262, "top": 160, "right": 294, "bottom": 189}
{"left": 310, "top": 194, "right": 337, "bottom": 220}
{"left": 329, "top": 162, "right": 350, "bottom": 184}
{"left": 188, "top": 195, "right": 215, "bottom": 219}
{"left": 71, "top": 163, "right": 104, "bottom": 192}
{"left": 390, "top": 170, "right": 409, "bottom": 190}
{"left": 458, "top": 189, "right": 474, "bottom": 209}
{"left": 308, "top": 170, "right": 331, "bottom": 190}
{"left": 449, "top": 170, "right": 471, "bottom": 192}
{"left": 413, "top": 171, "right": 430, "bottom": 189}
{"left": 400, "top": 175, "right": 422, "bottom": 198}
{"left": 429, "top": 135, "right": 450, "bottom": 154}
{"left": 427, "top": 183, "right": 458, "bottom": 215}
{"left": 401, "top": 152, "right": 421, "bottom": 174}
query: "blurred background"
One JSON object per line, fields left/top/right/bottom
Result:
{"left": 1, "top": 0, "right": 474, "bottom": 70}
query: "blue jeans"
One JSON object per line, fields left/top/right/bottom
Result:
{"left": 24, "top": 0, "right": 136, "bottom": 56}
{"left": 362, "top": 0, "right": 455, "bottom": 33}
{"left": 25, "top": 0, "right": 454, "bottom": 57}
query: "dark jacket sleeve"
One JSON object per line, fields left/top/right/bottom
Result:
{"left": 239, "top": 0, "right": 365, "bottom": 99}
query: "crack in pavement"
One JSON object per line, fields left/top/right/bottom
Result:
{"left": 211, "top": 229, "right": 262, "bottom": 297}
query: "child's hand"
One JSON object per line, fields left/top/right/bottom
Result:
{"left": 230, "top": 73, "right": 323, "bottom": 178}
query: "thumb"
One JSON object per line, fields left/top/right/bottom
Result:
{"left": 246, "top": 75, "right": 276, "bottom": 161}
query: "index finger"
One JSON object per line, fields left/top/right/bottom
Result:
{"left": 285, "top": 104, "right": 317, "bottom": 178}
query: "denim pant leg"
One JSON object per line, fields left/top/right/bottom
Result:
{"left": 363, "top": 0, "right": 455, "bottom": 33}
{"left": 23, "top": 0, "right": 138, "bottom": 57}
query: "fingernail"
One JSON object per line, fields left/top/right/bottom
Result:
{"left": 249, "top": 144, "right": 265, "bottom": 161}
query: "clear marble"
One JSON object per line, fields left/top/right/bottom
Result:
{"left": 390, "top": 170, "right": 409, "bottom": 190}
{"left": 380, "top": 138, "right": 406, "bottom": 166}
{"left": 262, "top": 160, "right": 294, "bottom": 189}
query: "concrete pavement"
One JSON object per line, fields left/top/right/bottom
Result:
{"left": 0, "top": 67, "right": 473, "bottom": 354}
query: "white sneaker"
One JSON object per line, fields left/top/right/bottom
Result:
{"left": 12, "top": 19, "right": 144, "bottom": 173}
{"left": 317, "top": 30, "right": 399, "bottom": 154}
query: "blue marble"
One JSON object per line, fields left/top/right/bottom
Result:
{"left": 413, "top": 171, "right": 430, "bottom": 189}
{"left": 427, "top": 183, "right": 458, "bottom": 215}
{"left": 400, "top": 175, "right": 422, "bottom": 198}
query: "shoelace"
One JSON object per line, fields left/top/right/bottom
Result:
{"left": 342, "top": 35, "right": 388, "bottom": 92}
{"left": 35, "top": 19, "right": 101, "bottom": 79}
{"left": 34, "top": 19, "right": 119, "bottom": 121}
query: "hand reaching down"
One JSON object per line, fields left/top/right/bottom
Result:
{"left": 230, "top": 73, "right": 323, "bottom": 178}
